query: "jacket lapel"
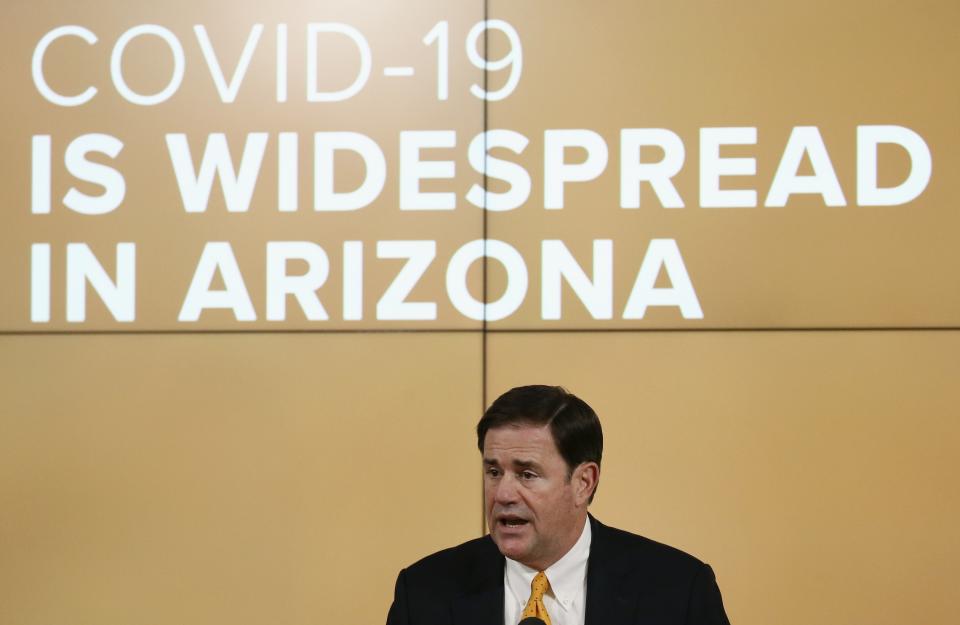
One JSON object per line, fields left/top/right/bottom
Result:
{"left": 585, "top": 516, "right": 639, "bottom": 625}
{"left": 453, "top": 537, "right": 505, "bottom": 625}
{"left": 455, "top": 583, "right": 504, "bottom": 625}
{"left": 453, "top": 518, "right": 637, "bottom": 625}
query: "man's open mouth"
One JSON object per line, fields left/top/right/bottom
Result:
{"left": 499, "top": 517, "right": 529, "bottom": 528}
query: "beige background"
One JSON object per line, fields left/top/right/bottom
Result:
{"left": 2, "top": 2, "right": 959, "bottom": 625}
{"left": 1, "top": 0, "right": 486, "bottom": 330}
{"left": 488, "top": 331, "right": 959, "bottom": 625}
{"left": 0, "top": 334, "right": 484, "bottom": 625}
{"left": 485, "top": 0, "right": 960, "bottom": 329}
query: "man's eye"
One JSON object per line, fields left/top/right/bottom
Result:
{"left": 520, "top": 471, "right": 537, "bottom": 480}
{"left": 486, "top": 468, "right": 501, "bottom": 477}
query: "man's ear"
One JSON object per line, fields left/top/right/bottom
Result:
{"left": 572, "top": 462, "right": 600, "bottom": 506}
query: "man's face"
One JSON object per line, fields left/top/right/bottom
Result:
{"left": 482, "top": 423, "right": 593, "bottom": 571}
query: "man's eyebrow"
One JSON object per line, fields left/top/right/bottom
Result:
{"left": 511, "top": 459, "right": 543, "bottom": 471}
{"left": 482, "top": 458, "right": 544, "bottom": 471}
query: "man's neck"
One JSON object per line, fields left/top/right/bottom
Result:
{"left": 522, "top": 513, "right": 589, "bottom": 571}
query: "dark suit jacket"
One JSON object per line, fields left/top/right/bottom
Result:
{"left": 386, "top": 516, "right": 730, "bottom": 625}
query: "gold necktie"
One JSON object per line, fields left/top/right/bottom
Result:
{"left": 521, "top": 571, "right": 552, "bottom": 625}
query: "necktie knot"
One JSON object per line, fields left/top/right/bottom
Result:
{"left": 521, "top": 571, "right": 552, "bottom": 625}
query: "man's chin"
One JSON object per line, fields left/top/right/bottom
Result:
{"left": 492, "top": 531, "right": 530, "bottom": 561}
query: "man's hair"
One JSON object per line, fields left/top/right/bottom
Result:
{"left": 476, "top": 385, "right": 603, "bottom": 502}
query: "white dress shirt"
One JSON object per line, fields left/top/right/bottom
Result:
{"left": 503, "top": 518, "right": 592, "bottom": 625}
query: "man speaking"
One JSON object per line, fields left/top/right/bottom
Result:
{"left": 387, "top": 385, "right": 730, "bottom": 625}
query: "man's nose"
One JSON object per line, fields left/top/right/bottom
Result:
{"left": 493, "top": 473, "right": 520, "bottom": 504}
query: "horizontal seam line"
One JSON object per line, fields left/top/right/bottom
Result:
{"left": 1, "top": 326, "right": 958, "bottom": 337}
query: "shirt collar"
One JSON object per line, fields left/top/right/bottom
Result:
{"left": 505, "top": 517, "right": 592, "bottom": 612}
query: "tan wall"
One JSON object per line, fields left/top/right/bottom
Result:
{"left": 2, "top": 2, "right": 958, "bottom": 625}
{"left": 488, "top": 332, "right": 959, "bottom": 625}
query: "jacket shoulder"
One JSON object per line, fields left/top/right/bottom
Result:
{"left": 388, "top": 536, "right": 504, "bottom": 625}
{"left": 400, "top": 534, "right": 502, "bottom": 589}
{"left": 590, "top": 521, "right": 730, "bottom": 624}
{"left": 591, "top": 519, "right": 711, "bottom": 583}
